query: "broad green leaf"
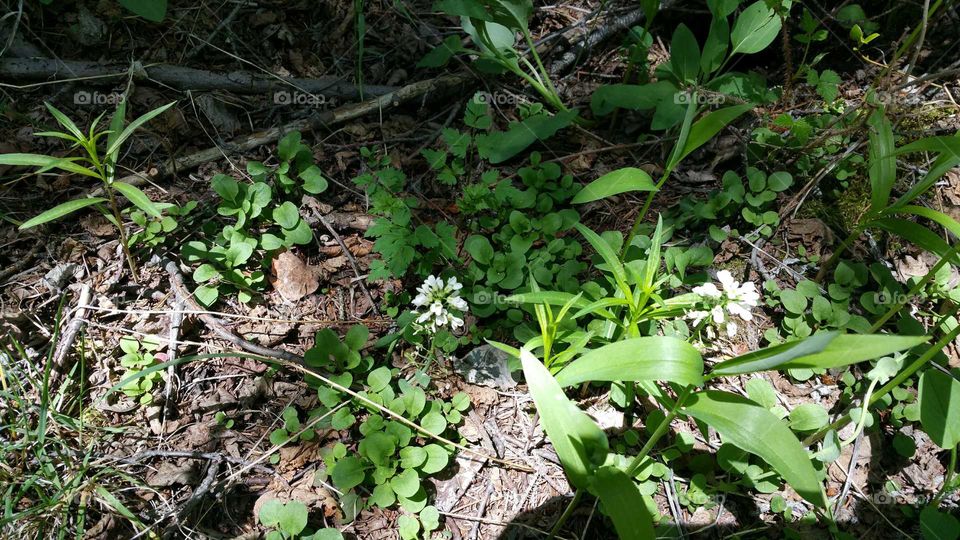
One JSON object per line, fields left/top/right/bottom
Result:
{"left": 475, "top": 110, "right": 578, "bottom": 163}
{"left": 730, "top": 0, "right": 782, "bottom": 55}
{"left": 112, "top": 181, "right": 161, "bottom": 218}
{"left": 672, "top": 103, "right": 754, "bottom": 167}
{"left": 590, "top": 81, "right": 676, "bottom": 116}
{"left": 300, "top": 165, "right": 329, "bottom": 194}
{"left": 701, "top": 16, "right": 730, "bottom": 74}
{"left": 331, "top": 456, "right": 365, "bottom": 490}
{"left": 556, "top": 336, "right": 704, "bottom": 387}
{"left": 683, "top": 390, "right": 826, "bottom": 507}
{"left": 465, "top": 235, "right": 495, "bottom": 264}
{"left": 591, "top": 466, "right": 655, "bottom": 539}
{"left": 919, "top": 369, "right": 960, "bottom": 449}
{"left": 867, "top": 108, "right": 895, "bottom": 213}
{"left": 0, "top": 153, "right": 100, "bottom": 179}
{"left": 19, "top": 198, "right": 107, "bottom": 229}
{"left": 106, "top": 102, "right": 176, "bottom": 157}
{"left": 871, "top": 218, "right": 957, "bottom": 263}
{"left": 118, "top": 0, "right": 167, "bottom": 21}
{"left": 896, "top": 135, "right": 960, "bottom": 158}
{"left": 670, "top": 24, "right": 701, "bottom": 83}
{"left": 710, "top": 333, "right": 926, "bottom": 376}
{"left": 891, "top": 148, "right": 960, "bottom": 209}
{"left": 897, "top": 206, "right": 960, "bottom": 246}
{"left": 520, "top": 348, "right": 608, "bottom": 488}
{"left": 571, "top": 168, "right": 656, "bottom": 204}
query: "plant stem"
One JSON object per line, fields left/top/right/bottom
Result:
{"left": 814, "top": 225, "right": 862, "bottom": 283}
{"left": 803, "top": 321, "right": 960, "bottom": 446}
{"left": 548, "top": 488, "right": 582, "bottom": 538}
{"left": 105, "top": 186, "right": 139, "bottom": 281}
{"left": 869, "top": 243, "right": 960, "bottom": 333}
{"left": 621, "top": 172, "right": 669, "bottom": 259}
{"left": 932, "top": 444, "right": 957, "bottom": 506}
{"left": 626, "top": 386, "right": 693, "bottom": 476}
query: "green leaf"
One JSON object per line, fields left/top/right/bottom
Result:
{"left": 780, "top": 289, "right": 808, "bottom": 314}
{"left": 591, "top": 466, "right": 655, "bottom": 540}
{"left": 789, "top": 403, "right": 828, "bottom": 432}
{"left": 421, "top": 412, "right": 446, "bottom": 435}
{"left": 710, "top": 333, "right": 926, "bottom": 377}
{"left": 920, "top": 506, "right": 960, "bottom": 540}
{"left": 44, "top": 102, "right": 84, "bottom": 140}
{"left": 331, "top": 456, "right": 365, "bottom": 490}
{"left": 871, "top": 218, "right": 957, "bottom": 263}
{"left": 730, "top": 0, "right": 782, "bottom": 55}
{"left": 571, "top": 167, "right": 656, "bottom": 204}
{"left": 397, "top": 514, "right": 420, "bottom": 540}
{"left": 106, "top": 102, "right": 176, "bottom": 157}
{"left": 555, "top": 337, "right": 703, "bottom": 387}
{"left": 671, "top": 103, "right": 754, "bottom": 169}
{"left": 194, "top": 285, "right": 218, "bottom": 307}
{"left": 273, "top": 201, "right": 301, "bottom": 229}
{"left": 701, "top": 16, "right": 730, "bottom": 74}
{"left": 867, "top": 108, "right": 896, "bottom": 213}
{"left": 420, "top": 505, "right": 441, "bottom": 532}
{"left": 0, "top": 153, "right": 100, "bottom": 179}
{"left": 400, "top": 446, "right": 427, "bottom": 469}
{"left": 919, "top": 369, "right": 960, "bottom": 449}
{"left": 590, "top": 81, "right": 676, "bottom": 116}
{"left": 259, "top": 499, "right": 284, "bottom": 527}
{"left": 520, "top": 348, "right": 608, "bottom": 488}
{"left": 18, "top": 197, "right": 107, "bottom": 229}
{"left": 300, "top": 165, "right": 329, "bottom": 194}
{"left": 475, "top": 110, "right": 578, "bottom": 164}
{"left": 465, "top": 235, "right": 495, "bottom": 264}
{"left": 420, "top": 444, "right": 449, "bottom": 474}
{"left": 683, "top": 391, "right": 826, "bottom": 507}
{"left": 277, "top": 501, "right": 308, "bottom": 535}
{"left": 391, "top": 468, "right": 421, "bottom": 498}
{"left": 670, "top": 23, "right": 701, "bottom": 83}
{"left": 574, "top": 223, "right": 631, "bottom": 301}
{"left": 112, "top": 181, "right": 162, "bottom": 218}
{"left": 118, "top": 0, "right": 167, "bottom": 21}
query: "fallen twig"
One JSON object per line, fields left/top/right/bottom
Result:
{"left": 90, "top": 73, "right": 470, "bottom": 197}
{"left": 0, "top": 58, "right": 396, "bottom": 98}
{"left": 50, "top": 284, "right": 92, "bottom": 385}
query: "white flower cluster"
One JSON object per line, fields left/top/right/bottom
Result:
{"left": 687, "top": 270, "right": 761, "bottom": 338}
{"left": 412, "top": 275, "right": 468, "bottom": 334}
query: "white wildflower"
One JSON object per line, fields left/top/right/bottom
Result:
{"left": 412, "top": 275, "right": 468, "bottom": 334}
{"left": 686, "top": 270, "right": 760, "bottom": 338}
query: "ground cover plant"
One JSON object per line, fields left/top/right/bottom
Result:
{"left": 1, "top": 0, "right": 959, "bottom": 539}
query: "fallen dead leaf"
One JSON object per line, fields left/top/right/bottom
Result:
{"left": 270, "top": 250, "right": 319, "bottom": 302}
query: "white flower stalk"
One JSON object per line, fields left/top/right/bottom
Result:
{"left": 687, "top": 270, "right": 760, "bottom": 338}
{"left": 412, "top": 275, "right": 468, "bottom": 334}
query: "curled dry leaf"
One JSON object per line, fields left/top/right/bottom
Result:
{"left": 270, "top": 250, "right": 319, "bottom": 302}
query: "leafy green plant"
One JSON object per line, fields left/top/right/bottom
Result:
{"left": 1, "top": 100, "right": 175, "bottom": 278}
{"left": 591, "top": 0, "right": 782, "bottom": 128}
{"left": 426, "top": 0, "right": 566, "bottom": 112}
{"left": 127, "top": 200, "right": 197, "bottom": 248}
{"left": 181, "top": 131, "right": 328, "bottom": 305}
{"left": 816, "top": 107, "right": 960, "bottom": 282}
{"left": 117, "top": 336, "right": 162, "bottom": 405}
{"left": 258, "top": 499, "right": 343, "bottom": 540}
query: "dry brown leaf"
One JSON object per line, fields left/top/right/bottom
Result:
{"left": 270, "top": 251, "right": 319, "bottom": 302}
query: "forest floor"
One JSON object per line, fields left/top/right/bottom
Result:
{"left": 2, "top": 1, "right": 960, "bottom": 539}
